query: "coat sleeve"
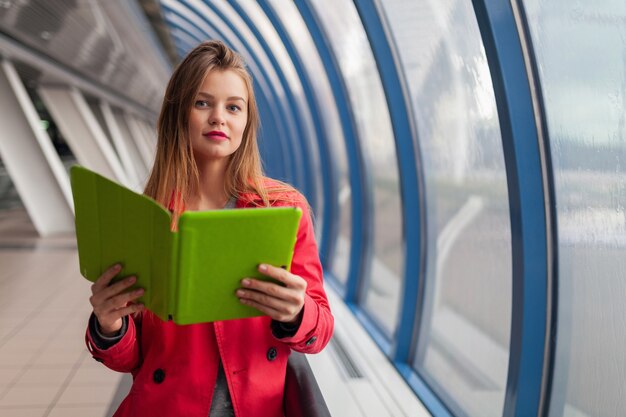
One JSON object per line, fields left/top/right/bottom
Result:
{"left": 273, "top": 196, "right": 334, "bottom": 354}
{"left": 85, "top": 312, "right": 143, "bottom": 373}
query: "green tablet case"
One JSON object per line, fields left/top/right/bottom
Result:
{"left": 70, "top": 166, "right": 302, "bottom": 325}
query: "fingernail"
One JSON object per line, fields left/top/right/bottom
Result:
{"left": 236, "top": 289, "right": 244, "bottom": 297}
{"left": 115, "top": 264, "right": 123, "bottom": 271}
{"left": 242, "top": 279, "right": 250, "bottom": 286}
{"left": 135, "top": 288, "right": 144, "bottom": 295}
{"left": 258, "top": 264, "right": 267, "bottom": 272}
{"left": 128, "top": 276, "right": 136, "bottom": 283}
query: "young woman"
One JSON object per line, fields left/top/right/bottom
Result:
{"left": 85, "top": 40, "right": 333, "bottom": 417}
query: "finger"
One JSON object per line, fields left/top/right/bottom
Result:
{"left": 240, "top": 278, "right": 293, "bottom": 301}
{"left": 257, "top": 264, "right": 289, "bottom": 284}
{"left": 90, "top": 276, "right": 137, "bottom": 307}
{"left": 94, "top": 287, "right": 144, "bottom": 318}
{"left": 108, "top": 303, "right": 145, "bottom": 322}
{"left": 104, "top": 288, "right": 145, "bottom": 312}
{"left": 91, "top": 263, "right": 123, "bottom": 294}
{"left": 98, "top": 276, "right": 138, "bottom": 301}
{"left": 95, "top": 300, "right": 145, "bottom": 328}
{"left": 257, "top": 264, "right": 306, "bottom": 289}
{"left": 239, "top": 298, "right": 288, "bottom": 322}
{"left": 237, "top": 287, "right": 302, "bottom": 316}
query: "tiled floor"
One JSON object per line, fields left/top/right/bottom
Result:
{"left": 0, "top": 208, "right": 123, "bottom": 417}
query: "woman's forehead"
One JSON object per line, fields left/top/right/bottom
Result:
{"left": 198, "top": 69, "right": 249, "bottom": 100}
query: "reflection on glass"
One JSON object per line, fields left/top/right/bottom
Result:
{"left": 267, "top": 0, "right": 352, "bottom": 285}
{"left": 522, "top": 1, "right": 626, "bottom": 416}
{"left": 379, "top": 0, "right": 512, "bottom": 415}
{"left": 309, "top": 0, "right": 404, "bottom": 335}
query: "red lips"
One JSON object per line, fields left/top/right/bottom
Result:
{"left": 205, "top": 130, "right": 227, "bottom": 138}
{"left": 203, "top": 130, "right": 229, "bottom": 142}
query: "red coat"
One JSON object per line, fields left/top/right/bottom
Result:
{"left": 85, "top": 192, "right": 334, "bottom": 417}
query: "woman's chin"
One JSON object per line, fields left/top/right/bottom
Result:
{"left": 192, "top": 151, "right": 234, "bottom": 165}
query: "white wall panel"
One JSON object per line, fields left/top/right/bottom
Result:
{"left": 38, "top": 86, "right": 128, "bottom": 185}
{"left": 124, "top": 113, "right": 155, "bottom": 170}
{"left": 136, "top": 118, "right": 157, "bottom": 148}
{"left": 111, "top": 109, "right": 149, "bottom": 183}
{"left": 0, "top": 60, "right": 74, "bottom": 235}
{"left": 100, "top": 102, "right": 142, "bottom": 191}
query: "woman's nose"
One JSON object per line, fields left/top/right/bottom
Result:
{"left": 209, "top": 108, "right": 225, "bottom": 125}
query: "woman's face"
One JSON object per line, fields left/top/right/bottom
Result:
{"left": 188, "top": 69, "right": 249, "bottom": 165}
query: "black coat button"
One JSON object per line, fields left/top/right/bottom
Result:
{"left": 305, "top": 336, "right": 317, "bottom": 346}
{"left": 266, "top": 347, "right": 278, "bottom": 361}
{"left": 153, "top": 368, "right": 165, "bottom": 384}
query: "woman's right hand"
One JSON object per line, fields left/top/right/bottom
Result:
{"left": 89, "top": 264, "right": 145, "bottom": 336}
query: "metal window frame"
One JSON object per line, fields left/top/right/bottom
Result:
{"left": 349, "top": 0, "right": 454, "bottom": 414}
{"left": 295, "top": 0, "right": 372, "bottom": 306}
{"left": 471, "top": 1, "right": 555, "bottom": 416}
{"left": 352, "top": 0, "right": 426, "bottom": 358}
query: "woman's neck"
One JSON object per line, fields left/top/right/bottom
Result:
{"left": 189, "top": 159, "right": 230, "bottom": 211}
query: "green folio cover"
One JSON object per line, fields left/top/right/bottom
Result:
{"left": 70, "top": 166, "right": 302, "bottom": 325}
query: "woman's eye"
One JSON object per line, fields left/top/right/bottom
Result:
{"left": 195, "top": 100, "right": 209, "bottom": 108}
{"left": 227, "top": 104, "right": 242, "bottom": 112}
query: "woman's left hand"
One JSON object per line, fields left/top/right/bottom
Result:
{"left": 237, "top": 264, "right": 307, "bottom": 324}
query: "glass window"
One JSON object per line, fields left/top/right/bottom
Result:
{"left": 231, "top": 0, "right": 324, "bottom": 239}
{"left": 267, "top": 0, "right": 352, "bottom": 285}
{"left": 379, "top": 0, "right": 512, "bottom": 415}
{"left": 521, "top": 1, "right": 626, "bottom": 416}
{"left": 309, "top": 0, "right": 404, "bottom": 336}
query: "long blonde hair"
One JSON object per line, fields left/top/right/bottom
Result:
{"left": 144, "top": 40, "right": 295, "bottom": 229}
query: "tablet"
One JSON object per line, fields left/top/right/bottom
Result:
{"left": 71, "top": 166, "right": 302, "bottom": 324}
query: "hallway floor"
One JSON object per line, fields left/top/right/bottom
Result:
{"left": 0, "top": 208, "right": 122, "bottom": 416}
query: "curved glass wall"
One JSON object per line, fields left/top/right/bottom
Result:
{"left": 521, "top": 1, "right": 626, "bottom": 416}
{"left": 379, "top": 0, "right": 512, "bottom": 415}
{"left": 233, "top": 0, "right": 324, "bottom": 242}
{"left": 268, "top": 0, "right": 352, "bottom": 284}
{"left": 309, "top": 0, "right": 404, "bottom": 336}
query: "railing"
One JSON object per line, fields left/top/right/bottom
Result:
{"left": 284, "top": 352, "right": 331, "bottom": 417}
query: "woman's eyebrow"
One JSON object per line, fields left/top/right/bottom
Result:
{"left": 197, "top": 91, "right": 247, "bottom": 103}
